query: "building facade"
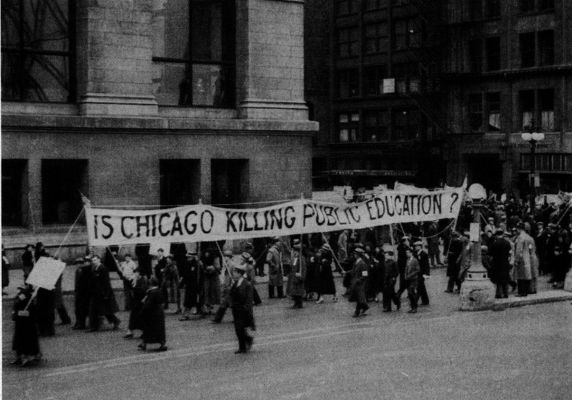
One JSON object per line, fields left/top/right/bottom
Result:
{"left": 306, "top": 0, "right": 571, "bottom": 198}
{"left": 444, "top": 0, "right": 572, "bottom": 197}
{"left": 1, "top": 0, "right": 316, "bottom": 260}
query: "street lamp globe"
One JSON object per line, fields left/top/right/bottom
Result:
{"left": 531, "top": 132, "right": 545, "bottom": 141}
{"left": 468, "top": 183, "right": 486, "bottom": 201}
{"left": 521, "top": 132, "right": 532, "bottom": 141}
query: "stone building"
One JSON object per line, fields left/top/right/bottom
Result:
{"left": 1, "top": 0, "right": 316, "bottom": 261}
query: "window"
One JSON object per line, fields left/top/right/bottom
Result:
{"left": 520, "top": 0, "right": 535, "bottom": 12}
{"left": 520, "top": 154, "right": 571, "bottom": 172}
{"left": 393, "top": 110, "right": 419, "bottom": 141}
{"left": 468, "top": 94, "right": 483, "bottom": 132}
{"left": 519, "top": 89, "right": 556, "bottom": 132}
{"left": 485, "top": 0, "right": 501, "bottom": 18}
{"left": 338, "top": 112, "right": 360, "bottom": 143}
{"left": 364, "top": 110, "right": 390, "bottom": 141}
{"left": 153, "top": 0, "right": 235, "bottom": 107}
{"left": 365, "top": 0, "right": 387, "bottom": 11}
{"left": 337, "top": 27, "right": 360, "bottom": 58}
{"left": 393, "top": 62, "right": 420, "bottom": 93}
{"left": 2, "top": 159, "right": 27, "bottom": 226}
{"left": 160, "top": 160, "right": 201, "bottom": 207}
{"left": 538, "top": 30, "right": 554, "bottom": 66}
{"left": 211, "top": 159, "right": 249, "bottom": 206}
{"left": 337, "top": 69, "right": 359, "bottom": 98}
{"left": 391, "top": 0, "right": 411, "bottom": 6}
{"left": 520, "top": 32, "right": 535, "bottom": 67}
{"left": 336, "top": 0, "right": 360, "bottom": 16}
{"left": 365, "top": 23, "right": 389, "bottom": 54}
{"left": 538, "top": 0, "right": 554, "bottom": 11}
{"left": 393, "top": 19, "right": 421, "bottom": 50}
{"left": 42, "top": 160, "right": 88, "bottom": 224}
{"left": 1, "top": 0, "right": 75, "bottom": 102}
{"left": 521, "top": 0, "right": 554, "bottom": 12}
{"left": 485, "top": 37, "right": 501, "bottom": 71}
{"left": 363, "top": 65, "right": 387, "bottom": 96}
{"left": 468, "top": 39, "right": 482, "bottom": 72}
{"left": 469, "top": 0, "right": 483, "bottom": 20}
{"left": 485, "top": 92, "right": 501, "bottom": 131}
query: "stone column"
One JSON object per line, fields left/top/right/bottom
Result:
{"left": 236, "top": 0, "right": 308, "bottom": 120}
{"left": 77, "top": 0, "right": 158, "bottom": 116}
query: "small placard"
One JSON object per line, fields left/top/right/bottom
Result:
{"left": 383, "top": 78, "right": 395, "bottom": 94}
{"left": 17, "top": 310, "right": 30, "bottom": 317}
{"left": 361, "top": 270, "right": 369, "bottom": 277}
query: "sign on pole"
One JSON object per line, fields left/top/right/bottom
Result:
{"left": 26, "top": 257, "right": 67, "bottom": 290}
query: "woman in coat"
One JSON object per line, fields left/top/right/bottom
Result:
{"left": 179, "top": 251, "right": 203, "bottom": 320}
{"left": 200, "top": 248, "right": 221, "bottom": 314}
{"left": 287, "top": 239, "right": 306, "bottom": 308}
{"left": 316, "top": 244, "right": 337, "bottom": 304}
{"left": 304, "top": 250, "right": 321, "bottom": 300}
{"left": 161, "top": 256, "right": 181, "bottom": 313}
{"left": 349, "top": 245, "right": 370, "bottom": 317}
{"left": 230, "top": 264, "right": 255, "bottom": 354}
{"left": 12, "top": 285, "right": 42, "bottom": 366}
{"left": 139, "top": 278, "right": 167, "bottom": 351}
{"left": 88, "top": 255, "right": 120, "bottom": 332}
{"left": 124, "top": 269, "right": 148, "bottom": 339}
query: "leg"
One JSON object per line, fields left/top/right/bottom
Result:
{"left": 57, "top": 304, "right": 72, "bottom": 325}
{"left": 418, "top": 278, "right": 429, "bottom": 305}
{"left": 277, "top": 285, "right": 284, "bottom": 298}
{"left": 268, "top": 285, "right": 275, "bottom": 299}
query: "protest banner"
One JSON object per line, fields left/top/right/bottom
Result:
{"left": 85, "top": 186, "right": 465, "bottom": 247}
{"left": 25, "top": 257, "right": 67, "bottom": 290}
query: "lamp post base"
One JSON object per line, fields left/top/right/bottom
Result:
{"left": 459, "top": 274, "right": 496, "bottom": 311}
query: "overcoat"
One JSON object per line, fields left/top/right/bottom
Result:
{"left": 201, "top": 252, "right": 222, "bottom": 305}
{"left": 89, "top": 264, "right": 119, "bottom": 316}
{"left": 179, "top": 258, "right": 202, "bottom": 309}
{"left": 489, "top": 237, "right": 512, "bottom": 283}
{"left": 128, "top": 275, "right": 148, "bottom": 331}
{"left": 349, "top": 255, "right": 370, "bottom": 304}
{"left": 287, "top": 251, "right": 306, "bottom": 297}
{"left": 12, "top": 289, "right": 41, "bottom": 357}
{"left": 230, "top": 279, "right": 255, "bottom": 330}
{"left": 514, "top": 232, "right": 538, "bottom": 280}
{"left": 318, "top": 249, "right": 337, "bottom": 295}
{"left": 266, "top": 245, "right": 284, "bottom": 287}
{"left": 141, "top": 287, "right": 166, "bottom": 344}
{"left": 304, "top": 255, "right": 321, "bottom": 293}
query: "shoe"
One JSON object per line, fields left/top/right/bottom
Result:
{"left": 87, "top": 328, "right": 99, "bottom": 332}
{"left": 179, "top": 316, "right": 191, "bottom": 321}
{"left": 123, "top": 333, "right": 133, "bottom": 339}
{"left": 157, "top": 345, "right": 168, "bottom": 352}
{"left": 444, "top": 290, "right": 453, "bottom": 293}
{"left": 352, "top": 312, "right": 360, "bottom": 318}
{"left": 234, "top": 349, "right": 246, "bottom": 354}
{"left": 383, "top": 309, "right": 391, "bottom": 312}
{"left": 112, "top": 320, "right": 121, "bottom": 330}
{"left": 138, "top": 343, "right": 146, "bottom": 351}
{"left": 316, "top": 297, "right": 324, "bottom": 304}
{"left": 407, "top": 309, "right": 417, "bottom": 313}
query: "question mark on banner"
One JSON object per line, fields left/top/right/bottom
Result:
{"left": 450, "top": 192, "right": 459, "bottom": 213}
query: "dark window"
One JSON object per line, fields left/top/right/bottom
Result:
{"left": 539, "top": 89, "right": 554, "bottom": 131}
{"left": 1, "top": 0, "right": 75, "bottom": 102}
{"left": 364, "top": 110, "right": 390, "bottom": 142}
{"left": 337, "top": 27, "right": 360, "bottom": 58}
{"left": 365, "top": 0, "right": 387, "bottom": 11}
{"left": 468, "top": 94, "right": 483, "bottom": 131}
{"left": 485, "top": 0, "right": 500, "bottom": 18}
{"left": 337, "top": 69, "right": 359, "bottom": 98}
{"left": 519, "top": 90, "right": 535, "bottom": 129}
{"left": 538, "top": 0, "right": 554, "bottom": 10}
{"left": 152, "top": 0, "right": 235, "bottom": 107}
{"left": 211, "top": 159, "right": 249, "bottom": 207}
{"left": 520, "top": 32, "right": 536, "bottom": 67}
{"left": 338, "top": 112, "right": 360, "bottom": 143}
{"left": 336, "top": 0, "right": 360, "bottom": 16}
{"left": 365, "top": 22, "right": 389, "bottom": 54}
{"left": 392, "top": 19, "right": 421, "bottom": 50}
{"left": 2, "top": 159, "right": 27, "bottom": 226}
{"left": 520, "top": 0, "right": 535, "bottom": 12}
{"left": 469, "top": 0, "right": 483, "bottom": 20}
{"left": 485, "top": 37, "right": 501, "bottom": 71}
{"left": 468, "top": 39, "right": 482, "bottom": 72}
{"left": 42, "top": 160, "right": 88, "bottom": 224}
{"left": 393, "top": 109, "right": 419, "bottom": 140}
{"left": 391, "top": 0, "right": 411, "bottom": 6}
{"left": 393, "top": 62, "right": 419, "bottom": 93}
{"left": 160, "top": 160, "right": 201, "bottom": 207}
{"left": 485, "top": 92, "right": 501, "bottom": 131}
{"left": 538, "top": 30, "right": 554, "bottom": 66}
{"left": 364, "top": 65, "right": 387, "bottom": 96}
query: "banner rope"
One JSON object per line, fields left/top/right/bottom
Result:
{"left": 397, "top": 218, "right": 457, "bottom": 240}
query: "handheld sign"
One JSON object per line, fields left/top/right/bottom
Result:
{"left": 26, "top": 257, "right": 67, "bottom": 290}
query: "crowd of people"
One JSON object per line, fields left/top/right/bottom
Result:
{"left": 7, "top": 194, "right": 572, "bottom": 365}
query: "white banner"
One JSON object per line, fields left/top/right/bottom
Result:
{"left": 26, "top": 257, "right": 67, "bottom": 290}
{"left": 85, "top": 187, "right": 465, "bottom": 247}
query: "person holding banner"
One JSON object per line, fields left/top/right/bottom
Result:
{"left": 11, "top": 285, "right": 42, "bottom": 367}
{"left": 413, "top": 241, "right": 430, "bottom": 306}
{"left": 87, "top": 255, "right": 121, "bottom": 332}
{"left": 230, "top": 264, "right": 255, "bottom": 354}
{"left": 287, "top": 238, "right": 306, "bottom": 309}
{"left": 139, "top": 278, "right": 167, "bottom": 352}
{"left": 266, "top": 237, "right": 285, "bottom": 299}
{"left": 201, "top": 247, "right": 222, "bottom": 315}
{"left": 349, "top": 244, "right": 370, "bottom": 318}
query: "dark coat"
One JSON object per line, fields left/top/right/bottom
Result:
{"left": 36, "top": 288, "right": 55, "bottom": 336}
{"left": 382, "top": 259, "right": 399, "bottom": 289}
{"left": 201, "top": 253, "right": 221, "bottom": 305}
{"left": 447, "top": 237, "right": 464, "bottom": 277}
{"left": 287, "top": 251, "right": 306, "bottom": 297}
{"left": 349, "top": 255, "right": 370, "bottom": 304}
{"left": 74, "top": 263, "right": 92, "bottom": 317}
{"left": 89, "top": 264, "right": 119, "bottom": 316}
{"left": 141, "top": 287, "right": 166, "bottom": 344}
{"left": 416, "top": 250, "right": 431, "bottom": 276}
{"left": 128, "top": 275, "right": 148, "bottom": 331}
{"left": 179, "top": 258, "right": 202, "bottom": 309}
{"left": 489, "top": 237, "right": 512, "bottom": 283}
{"left": 12, "top": 289, "right": 41, "bottom": 357}
{"left": 21, "top": 250, "right": 34, "bottom": 278}
{"left": 366, "top": 254, "right": 384, "bottom": 299}
{"left": 230, "top": 279, "right": 255, "bottom": 330}
{"left": 318, "top": 250, "right": 337, "bottom": 295}
{"left": 304, "top": 255, "right": 321, "bottom": 293}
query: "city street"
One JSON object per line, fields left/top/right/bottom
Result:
{"left": 3, "top": 270, "right": 571, "bottom": 400}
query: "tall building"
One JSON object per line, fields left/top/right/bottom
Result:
{"left": 1, "top": 0, "right": 316, "bottom": 259}
{"left": 444, "top": 0, "right": 572, "bottom": 196}
{"left": 307, "top": 0, "right": 447, "bottom": 192}
{"left": 306, "top": 0, "right": 571, "bottom": 197}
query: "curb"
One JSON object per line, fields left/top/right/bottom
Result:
{"left": 492, "top": 293, "right": 572, "bottom": 310}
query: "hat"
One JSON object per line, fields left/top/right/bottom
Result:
{"left": 223, "top": 249, "right": 233, "bottom": 257}
{"left": 400, "top": 236, "right": 410, "bottom": 242}
{"left": 272, "top": 236, "right": 281, "bottom": 243}
{"left": 244, "top": 242, "right": 253, "bottom": 250}
{"left": 353, "top": 243, "right": 365, "bottom": 253}
{"left": 495, "top": 228, "right": 504, "bottom": 235}
{"left": 413, "top": 241, "right": 423, "bottom": 247}
{"left": 463, "top": 231, "right": 470, "bottom": 237}
{"left": 548, "top": 223, "right": 557, "bottom": 229}
{"left": 240, "top": 252, "right": 252, "bottom": 261}
{"left": 321, "top": 243, "right": 332, "bottom": 251}
{"left": 233, "top": 263, "right": 247, "bottom": 272}
{"left": 186, "top": 250, "right": 198, "bottom": 256}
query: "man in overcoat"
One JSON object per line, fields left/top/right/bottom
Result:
{"left": 404, "top": 247, "right": 420, "bottom": 313}
{"left": 349, "top": 244, "right": 370, "bottom": 317}
{"left": 513, "top": 222, "right": 538, "bottom": 296}
{"left": 489, "top": 229, "right": 512, "bottom": 298}
{"left": 266, "top": 237, "right": 284, "bottom": 299}
{"left": 73, "top": 256, "right": 92, "bottom": 330}
{"left": 287, "top": 238, "right": 306, "bottom": 308}
{"left": 230, "top": 264, "right": 255, "bottom": 354}
{"left": 382, "top": 250, "right": 400, "bottom": 312}
{"left": 87, "top": 255, "right": 120, "bottom": 332}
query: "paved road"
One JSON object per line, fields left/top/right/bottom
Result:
{"left": 3, "top": 271, "right": 571, "bottom": 400}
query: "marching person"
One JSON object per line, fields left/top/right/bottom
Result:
{"left": 154, "top": 248, "right": 168, "bottom": 288}
{"left": 396, "top": 236, "right": 410, "bottom": 298}
{"left": 413, "top": 241, "right": 430, "bottom": 306}
{"left": 382, "top": 249, "right": 400, "bottom": 312}
{"left": 316, "top": 244, "right": 338, "bottom": 304}
{"left": 118, "top": 253, "right": 137, "bottom": 311}
{"left": 367, "top": 246, "right": 385, "bottom": 302}
{"left": 201, "top": 246, "right": 222, "bottom": 315}
{"left": 124, "top": 268, "right": 148, "bottom": 339}
{"left": 489, "top": 229, "right": 512, "bottom": 298}
{"left": 161, "top": 255, "right": 181, "bottom": 313}
{"left": 87, "top": 255, "right": 120, "bottom": 332}
{"left": 179, "top": 250, "right": 203, "bottom": 320}
{"left": 21, "top": 244, "right": 35, "bottom": 281}
{"left": 404, "top": 247, "right": 420, "bottom": 313}
{"left": 11, "top": 285, "right": 42, "bottom": 366}
{"left": 72, "top": 256, "right": 92, "bottom": 330}
{"left": 513, "top": 222, "right": 537, "bottom": 296}
{"left": 266, "top": 237, "right": 285, "bottom": 299}
{"left": 445, "top": 231, "right": 463, "bottom": 293}
{"left": 212, "top": 250, "right": 236, "bottom": 323}
{"left": 349, "top": 244, "right": 370, "bottom": 318}
{"left": 230, "top": 263, "right": 255, "bottom": 354}
{"left": 139, "top": 278, "right": 167, "bottom": 351}
{"left": 287, "top": 238, "right": 306, "bottom": 309}
{"left": 240, "top": 251, "right": 261, "bottom": 305}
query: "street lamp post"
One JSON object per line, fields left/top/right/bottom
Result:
{"left": 521, "top": 127, "right": 545, "bottom": 214}
{"left": 459, "top": 183, "right": 496, "bottom": 311}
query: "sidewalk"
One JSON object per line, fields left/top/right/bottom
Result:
{"left": 3, "top": 264, "right": 572, "bottom": 309}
